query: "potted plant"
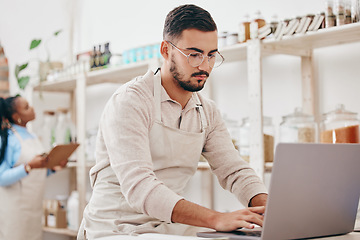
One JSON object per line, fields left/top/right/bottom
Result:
{"left": 15, "top": 30, "right": 63, "bottom": 90}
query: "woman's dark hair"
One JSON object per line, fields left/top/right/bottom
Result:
{"left": 0, "top": 95, "right": 20, "bottom": 164}
{"left": 163, "top": 4, "right": 217, "bottom": 42}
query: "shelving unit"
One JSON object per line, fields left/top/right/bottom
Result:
{"left": 43, "top": 227, "right": 77, "bottom": 238}
{"left": 30, "top": 22, "right": 360, "bottom": 237}
{"left": 30, "top": 59, "right": 161, "bottom": 237}
{"left": 218, "top": 22, "right": 360, "bottom": 179}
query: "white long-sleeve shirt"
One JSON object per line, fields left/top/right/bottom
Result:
{"left": 91, "top": 70, "right": 268, "bottom": 223}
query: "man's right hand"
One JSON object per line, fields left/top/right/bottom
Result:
{"left": 211, "top": 206, "right": 265, "bottom": 232}
{"left": 28, "top": 154, "right": 48, "bottom": 169}
{"left": 172, "top": 199, "right": 265, "bottom": 232}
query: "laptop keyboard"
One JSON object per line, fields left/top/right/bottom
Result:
{"left": 229, "top": 230, "right": 262, "bottom": 237}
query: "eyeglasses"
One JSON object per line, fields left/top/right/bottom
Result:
{"left": 167, "top": 41, "right": 224, "bottom": 68}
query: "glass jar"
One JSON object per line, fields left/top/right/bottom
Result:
{"left": 39, "top": 110, "right": 56, "bottom": 152}
{"left": 239, "top": 14, "right": 251, "bottom": 43}
{"left": 279, "top": 108, "right": 318, "bottom": 143}
{"left": 336, "top": 0, "right": 346, "bottom": 26}
{"left": 250, "top": 10, "right": 266, "bottom": 39}
{"left": 218, "top": 31, "right": 228, "bottom": 49}
{"left": 239, "top": 116, "right": 275, "bottom": 163}
{"left": 224, "top": 115, "right": 241, "bottom": 151}
{"left": 320, "top": 104, "right": 360, "bottom": 143}
{"left": 325, "top": 0, "right": 337, "bottom": 27}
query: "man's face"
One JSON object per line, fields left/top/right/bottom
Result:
{"left": 169, "top": 29, "right": 218, "bottom": 92}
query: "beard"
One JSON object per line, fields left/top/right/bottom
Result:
{"left": 169, "top": 56, "right": 209, "bottom": 92}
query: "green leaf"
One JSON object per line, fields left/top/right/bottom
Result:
{"left": 18, "top": 76, "right": 30, "bottom": 90}
{"left": 54, "top": 30, "right": 62, "bottom": 36}
{"left": 15, "top": 63, "right": 28, "bottom": 78}
{"left": 30, "top": 39, "right": 41, "bottom": 50}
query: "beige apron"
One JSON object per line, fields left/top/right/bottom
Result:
{"left": 79, "top": 72, "right": 207, "bottom": 239}
{"left": 0, "top": 127, "right": 47, "bottom": 240}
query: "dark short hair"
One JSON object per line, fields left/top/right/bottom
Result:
{"left": 163, "top": 4, "right": 217, "bottom": 42}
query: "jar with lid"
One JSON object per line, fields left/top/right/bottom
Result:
{"left": 351, "top": 0, "right": 359, "bottom": 23}
{"left": 320, "top": 104, "right": 359, "bottom": 143}
{"left": 226, "top": 33, "right": 239, "bottom": 46}
{"left": 218, "top": 31, "right": 228, "bottom": 49}
{"left": 345, "top": 0, "right": 352, "bottom": 24}
{"left": 250, "top": 10, "right": 266, "bottom": 39}
{"left": 269, "top": 15, "right": 279, "bottom": 35}
{"left": 239, "top": 14, "right": 251, "bottom": 43}
{"left": 325, "top": 0, "right": 337, "bottom": 27}
{"left": 279, "top": 108, "right": 318, "bottom": 143}
{"left": 239, "top": 116, "right": 275, "bottom": 163}
{"left": 336, "top": 0, "right": 346, "bottom": 26}
{"left": 39, "top": 110, "right": 56, "bottom": 152}
{"left": 223, "top": 115, "right": 241, "bottom": 151}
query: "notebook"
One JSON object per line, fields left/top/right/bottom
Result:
{"left": 198, "top": 143, "right": 360, "bottom": 240}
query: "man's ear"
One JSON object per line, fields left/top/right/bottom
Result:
{"left": 160, "top": 40, "right": 170, "bottom": 59}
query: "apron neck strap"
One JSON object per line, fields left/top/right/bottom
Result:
{"left": 194, "top": 94, "right": 208, "bottom": 131}
{"left": 153, "top": 71, "right": 162, "bottom": 122}
{"left": 11, "top": 127, "right": 24, "bottom": 143}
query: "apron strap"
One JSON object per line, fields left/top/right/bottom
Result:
{"left": 11, "top": 127, "right": 24, "bottom": 144}
{"left": 153, "top": 70, "right": 162, "bottom": 122}
{"left": 193, "top": 94, "right": 208, "bottom": 131}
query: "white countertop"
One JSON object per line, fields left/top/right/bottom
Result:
{"left": 97, "top": 232, "right": 360, "bottom": 240}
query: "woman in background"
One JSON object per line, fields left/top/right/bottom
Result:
{"left": 0, "top": 95, "right": 67, "bottom": 240}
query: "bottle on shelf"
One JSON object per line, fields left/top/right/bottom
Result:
{"left": 54, "top": 108, "right": 76, "bottom": 146}
{"left": 39, "top": 110, "right": 56, "bottom": 152}
{"left": 90, "top": 46, "right": 97, "bottom": 69}
{"left": 103, "top": 42, "right": 112, "bottom": 66}
{"left": 98, "top": 44, "right": 105, "bottom": 67}
{"left": 67, "top": 191, "right": 79, "bottom": 231}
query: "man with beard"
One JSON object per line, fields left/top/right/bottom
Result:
{"left": 78, "top": 4, "right": 268, "bottom": 239}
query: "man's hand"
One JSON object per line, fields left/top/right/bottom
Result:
{"left": 212, "top": 206, "right": 265, "bottom": 231}
{"left": 171, "top": 199, "right": 265, "bottom": 232}
{"left": 249, "top": 193, "right": 268, "bottom": 207}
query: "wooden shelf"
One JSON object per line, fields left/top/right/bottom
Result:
{"left": 43, "top": 227, "right": 77, "bottom": 237}
{"left": 33, "top": 61, "right": 152, "bottom": 92}
{"left": 33, "top": 23, "right": 360, "bottom": 93}
{"left": 197, "top": 161, "right": 211, "bottom": 171}
{"left": 67, "top": 161, "right": 95, "bottom": 168}
{"left": 220, "top": 22, "right": 360, "bottom": 63}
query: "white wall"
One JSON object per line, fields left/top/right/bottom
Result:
{"left": 1, "top": 0, "right": 360, "bottom": 239}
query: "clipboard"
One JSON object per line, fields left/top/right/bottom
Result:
{"left": 45, "top": 143, "right": 80, "bottom": 168}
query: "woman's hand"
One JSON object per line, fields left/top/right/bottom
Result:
{"left": 51, "top": 159, "right": 68, "bottom": 171}
{"left": 212, "top": 206, "right": 265, "bottom": 232}
{"left": 28, "top": 154, "right": 48, "bottom": 169}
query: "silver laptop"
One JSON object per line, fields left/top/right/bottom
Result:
{"left": 198, "top": 143, "right": 360, "bottom": 240}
